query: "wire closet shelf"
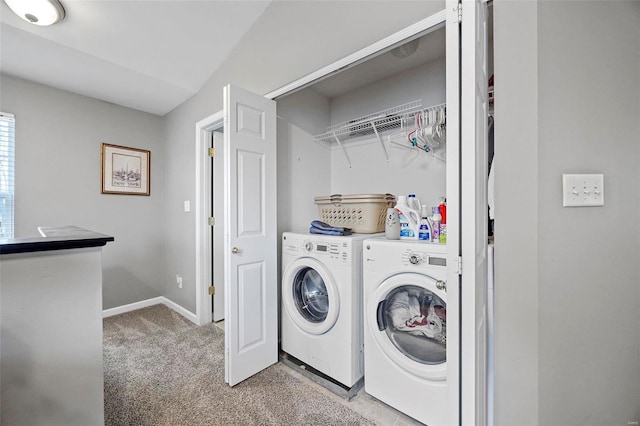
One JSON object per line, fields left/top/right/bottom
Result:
{"left": 313, "top": 100, "right": 446, "bottom": 166}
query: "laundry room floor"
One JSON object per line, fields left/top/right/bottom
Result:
{"left": 214, "top": 320, "right": 424, "bottom": 426}
{"left": 280, "top": 360, "right": 425, "bottom": 426}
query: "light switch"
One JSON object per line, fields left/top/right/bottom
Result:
{"left": 184, "top": 200, "right": 191, "bottom": 212}
{"left": 562, "top": 174, "right": 604, "bottom": 207}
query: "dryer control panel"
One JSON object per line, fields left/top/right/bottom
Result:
{"left": 401, "top": 248, "right": 447, "bottom": 269}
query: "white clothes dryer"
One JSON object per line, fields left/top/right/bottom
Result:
{"left": 281, "top": 232, "right": 373, "bottom": 388}
{"left": 362, "top": 238, "right": 448, "bottom": 426}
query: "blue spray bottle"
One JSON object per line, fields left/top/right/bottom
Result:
{"left": 418, "top": 205, "right": 432, "bottom": 241}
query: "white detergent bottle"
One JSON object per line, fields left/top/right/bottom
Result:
{"left": 407, "top": 194, "right": 422, "bottom": 212}
{"left": 395, "top": 195, "right": 420, "bottom": 240}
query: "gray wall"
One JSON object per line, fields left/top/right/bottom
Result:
{"left": 161, "top": 1, "right": 446, "bottom": 312}
{"left": 494, "top": 1, "right": 640, "bottom": 425}
{"left": 0, "top": 75, "right": 165, "bottom": 309}
{"left": 276, "top": 89, "right": 331, "bottom": 234}
{"left": 328, "top": 58, "right": 446, "bottom": 206}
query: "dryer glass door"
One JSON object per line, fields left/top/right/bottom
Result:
{"left": 368, "top": 272, "right": 447, "bottom": 381}
{"left": 293, "top": 267, "right": 329, "bottom": 323}
{"left": 379, "top": 284, "right": 446, "bottom": 365}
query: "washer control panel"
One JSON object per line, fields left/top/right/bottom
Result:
{"left": 283, "top": 235, "right": 352, "bottom": 263}
{"left": 304, "top": 239, "right": 351, "bottom": 262}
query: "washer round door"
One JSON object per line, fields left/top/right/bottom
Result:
{"left": 282, "top": 257, "right": 340, "bottom": 335}
{"left": 367, "top": 272, "right": 447, "bottom": 381}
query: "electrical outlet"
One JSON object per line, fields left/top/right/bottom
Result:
{"left": 562, "top": 174, "right": 604, "bottom": 207}
{"left": 176, "top": 274, "right": 183, "bottom": 289}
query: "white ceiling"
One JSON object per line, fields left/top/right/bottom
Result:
{"left": 0, "top": 0, "right": 272, "bottom": 116}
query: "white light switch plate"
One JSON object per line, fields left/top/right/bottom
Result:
{"left": 562, "top": 174, "right": 604, "bottom": 207}
{"left": 184, "top": 200, "right": 191, "bottom": 212}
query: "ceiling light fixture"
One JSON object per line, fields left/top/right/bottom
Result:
{"left": 391, "top": 39, "right": 420, "bottom": 59}
{"left": 3, "top": 0, "right": 65, "bottom": 26}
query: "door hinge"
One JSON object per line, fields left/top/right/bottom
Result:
{"left": 453, "top": 4, "right": 462, "bottom": 23}
{"left": 208, "top": 217, "right": 215, "bottom": 226}
{"left": 209, "top": 286, "right": 215, "bottom": 296}
{"left": 208, "top": 147, "right": 216, "bottom": 157}
{"left": 457, "top": 256, "right": 463, "bottom": 275}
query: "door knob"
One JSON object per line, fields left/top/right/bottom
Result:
{"left": 231, "top": 247, "right": 239, "bottom": 254}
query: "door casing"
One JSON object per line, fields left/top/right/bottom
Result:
{"left": 195, "top": 111, "right": 224, "bottom": 325}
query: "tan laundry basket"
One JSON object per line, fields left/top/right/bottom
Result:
{"left": 314, "top": 193, "right": 396, "bottom": 233}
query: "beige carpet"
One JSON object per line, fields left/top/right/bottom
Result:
{"left": 103, "top": 305, "right": 374, "bottom": 426}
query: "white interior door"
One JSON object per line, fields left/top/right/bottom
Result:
{"left": 460, "top": 0, "right": 489, "bottom": 424}
{"left": 223, "top": 84, "right": 277, "bottom": 386}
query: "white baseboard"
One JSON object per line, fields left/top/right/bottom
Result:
{"left": 103, "top": 296, "right": 197, "bottom": 324}
{"left": 161, "top": 297, "right": 198, "bottom": 324}
{"left": 102, "top": 297, "right": 164, "bottom": 318}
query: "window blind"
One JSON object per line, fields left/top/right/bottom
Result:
{"left": 0, "top": 112, "right": 15, "bottom": 238}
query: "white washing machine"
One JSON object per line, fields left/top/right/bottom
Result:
{"left": 362, "top": 238, "right": 448, "bottom": 426}
{"left": 281, "top": 232, "right": 373, "bottom": 388}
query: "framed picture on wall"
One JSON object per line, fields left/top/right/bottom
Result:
{"left": 101, "top": 143, "right": 150, "bottom": 195}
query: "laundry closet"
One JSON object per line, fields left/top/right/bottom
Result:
{"left": 275, "top": 23, "right": 453, "bottom": 426}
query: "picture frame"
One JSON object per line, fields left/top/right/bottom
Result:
{"left": 101, "top": 143, "right": 150, "bottom": 195}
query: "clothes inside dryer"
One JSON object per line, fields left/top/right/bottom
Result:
{"left": 292, "top": 267, "right": 329, "bottom": 323}
{"left": 379, "top": 285, "right": 446, "bottom": 365}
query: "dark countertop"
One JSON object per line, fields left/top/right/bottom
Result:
{"left": 0, "top": 226, "right": 114, "bottom": 255}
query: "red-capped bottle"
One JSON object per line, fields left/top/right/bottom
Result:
{"left": 438, "top": 198, "right": 447, "bottom": 244}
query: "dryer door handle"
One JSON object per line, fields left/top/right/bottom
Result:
{"left": 376, "top": 300, "right": 388, "bottom": 331}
